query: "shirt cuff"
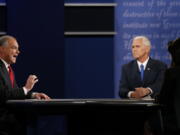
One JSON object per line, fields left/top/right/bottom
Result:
{"left": 23, "top": 87, "right": 28, "bottom": 95}
{"left": 128, "top": 91, "right": 134, "bottom": 98}
{"left": 147, "top": 87, "right": 153, "bottom": 95}
{"left": 31, "top": 92, "right": 38, "bottom": 99}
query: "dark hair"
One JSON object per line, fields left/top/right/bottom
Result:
{"left": 167, "top": 40, "right": 174, "bottom": 54}
{"left": 168, "top": 38, "right": 180, "bottom": 66}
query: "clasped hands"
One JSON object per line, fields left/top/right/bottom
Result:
{"left": 24, "top": 75, "right": 50, "bottom": 100}
{"left": 131, "top": 87, "right": 150, "bottom": 99}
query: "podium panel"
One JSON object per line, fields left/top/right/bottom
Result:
{"left": 6, "top": 99, "right": 162, "bottom": 135}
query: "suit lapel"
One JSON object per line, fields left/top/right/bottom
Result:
{"left": 144, "top": 58, "right": 153, "bottom": 84}
{"left": 132, "top": 60, "right": 142, "bottom": 83}
{"left": 0, "top": 59, "right": 14, "bottom": 88}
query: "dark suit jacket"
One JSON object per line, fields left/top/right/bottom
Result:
{"left": 158, "top": 67, "right": 180, "bottom": 132}
{"left": 0, "top": 59, "right": 27, "bottom": 103}
{"left": 0, "top": 59, "right": 32, "bottom": 134}
{"left": 119, "top": 58, "right": 167, "bottom": 98}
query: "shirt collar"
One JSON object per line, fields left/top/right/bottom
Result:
{"left": 0, "top": 59, "right": 10, "bottom": 70}
{"left": 137, "top": 57, "right": 149, "bottom": 70}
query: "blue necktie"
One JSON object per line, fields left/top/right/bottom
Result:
{"left": 140, "top": 64, "right": 144, "bottom": 81}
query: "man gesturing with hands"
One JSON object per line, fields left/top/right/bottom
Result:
{"left": 0, "top": 35, "right": 50, "bottom": 135}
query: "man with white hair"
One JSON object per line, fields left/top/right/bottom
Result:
{"left": 119, "top": 36, "right": 167, "bottom": 99}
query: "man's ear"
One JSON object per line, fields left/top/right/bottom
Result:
{"left": 0, "top": 47, "right": 2, "bottom": 53}
{"left": 0, "top": 46, "right": 4, "bottom": 53}
{"left": 146, "top": 46, "right": 151, "bottom": 53}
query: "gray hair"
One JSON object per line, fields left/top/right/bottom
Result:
{"left": 0, "top": 35, "right": 16, "bottom": 47}
{"left": 133, "top": 36, "right": 151, "bottom": 46}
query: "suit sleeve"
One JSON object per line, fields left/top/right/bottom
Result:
{"left": 119, "top": 65, "right": 130, "bottom": 98}
{"left": 0, "top": 79, "right": 26, "bottom": 103}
